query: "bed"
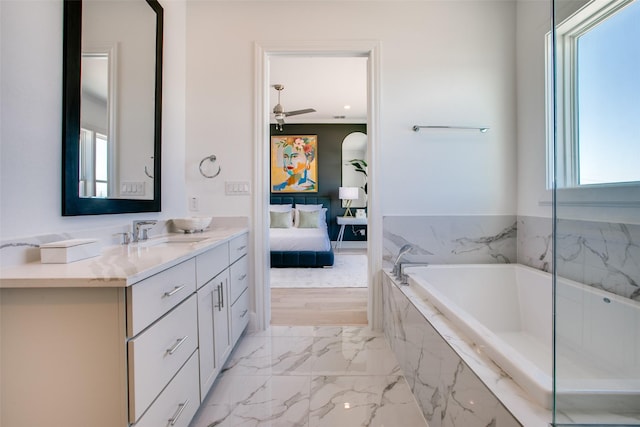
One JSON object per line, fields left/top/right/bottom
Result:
{"left": 269, "top": 196, "right": 335, "bottom": 267}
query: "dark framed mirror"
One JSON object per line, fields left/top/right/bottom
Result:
{"left": 62, "top": 0, "right": 163, "bottom": 215}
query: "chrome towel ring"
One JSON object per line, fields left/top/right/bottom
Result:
{"left": 199, "top": 154, "right": 221, "bottom": 178}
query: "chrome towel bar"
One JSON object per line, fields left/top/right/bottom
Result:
{"left": 412, "top": 125, "right": 489, "bottom": 133}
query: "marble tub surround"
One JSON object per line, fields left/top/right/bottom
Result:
{"left": 556, "top": 218, "right": 640, "bottom": 301}
{"left": 0, "top": 220, "right": 248, "bottom": 288}
{"left": 190, "top": 326, "right": 428, "bottom": 427}
{"left": 382, "top": 271, "right": 551, "bottom": 427}
{"left": 385, "top": 215, "right": 640, "bottom": 302}
{"left": 516, "top": 215, "right": 553, "bottom": 273}
{"left": 517, "top": 215, "right": 640, "bottom": 301}
{"left": 382, "top": 215, "right": 517, "bottom": 268}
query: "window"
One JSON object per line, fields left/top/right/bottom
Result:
{"left": 549, "top": 0, "right": 640, "bottom": 189}
{"left": 79, "top": 128, "right": 109, "bottom": 198}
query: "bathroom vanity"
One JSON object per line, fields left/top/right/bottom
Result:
{"left": 0, "top": 227, "right": 249, "bottom": 427}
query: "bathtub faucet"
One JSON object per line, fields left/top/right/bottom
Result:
{"left": 391, "top": 244, "right": 416, "bottom": 279}
{"left": 399, "top": 262, "right": 430, "bottom": 285}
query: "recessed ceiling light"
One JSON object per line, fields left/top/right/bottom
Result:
{"left": 343, "top": 105, "right": 351, "bottom": 110}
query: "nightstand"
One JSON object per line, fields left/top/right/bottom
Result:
{"left": 335, "top": 216, "right": 368, "bottom": 249}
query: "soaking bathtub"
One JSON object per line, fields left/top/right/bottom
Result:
{"left": 403, "top": 264, "right": 640, "bottom": 412}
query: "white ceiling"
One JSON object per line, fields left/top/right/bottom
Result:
{"left": 269, "top": 56, "right": 368, "bottom": 125}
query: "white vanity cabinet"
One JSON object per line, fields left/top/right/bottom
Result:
{"left": 196, "top": 271, "right": 231, "bottom": 398}
{"left": 230, "top": 253, "right": 250, "bottom": 344}
{"left": 195, "top": 233, "right": 249, "bottom": 399}
{"left": 0, "top": 229, "right": 250, "bottom": 427}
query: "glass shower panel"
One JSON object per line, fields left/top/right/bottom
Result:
{"left": 552, "top": 0, "right": 640, "bottom": 425}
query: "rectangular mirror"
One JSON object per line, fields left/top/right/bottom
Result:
{"left": 341, "top": 131, "right": 368, "bottom": 209}
{"left": 62, "top": 0, "right": 163, "bottom": 215}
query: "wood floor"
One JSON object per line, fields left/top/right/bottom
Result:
{"left": 271, "top": 287, "right": 368, "bottom": 326}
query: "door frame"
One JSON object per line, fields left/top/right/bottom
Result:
{"left": 251, "top": 40, "right": 383, "bottom": 331}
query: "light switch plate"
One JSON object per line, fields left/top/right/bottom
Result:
{"left": 120, "top": 181, "right": 145, "bottom": 196}
{"left": 225, "top": 181, "right": 250, "bottom": 195}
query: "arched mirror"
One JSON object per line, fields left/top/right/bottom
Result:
{"left": 341, "top": 132, "right": 368, "bottom": 209}
{"left": 62, "top": 0, "right": 163, "bottom": 215}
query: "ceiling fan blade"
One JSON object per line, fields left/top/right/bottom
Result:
{"left": 284, "top": 108, "right": 316, "bottom": 117}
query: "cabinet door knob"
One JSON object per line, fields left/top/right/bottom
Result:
{"left": 238, "top": 273, "right": 247, "bottom": 281}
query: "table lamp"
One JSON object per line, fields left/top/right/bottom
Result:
{"left": 339, "top": 187, "right": 359, "bottom": 217}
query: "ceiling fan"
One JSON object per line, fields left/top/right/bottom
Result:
{"left": 272, "top": 84, "right": 316, "bottom": 131}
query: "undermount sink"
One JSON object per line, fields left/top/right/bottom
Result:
{"left": 137, "top": 235, "right": 211, "bottom": 247}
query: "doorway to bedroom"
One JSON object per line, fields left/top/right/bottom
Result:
{"left": 267, "top": 55, "right": 369, "bottom": 326}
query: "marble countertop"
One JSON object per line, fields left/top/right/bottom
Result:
{"left": 0, "top": 226, "right": 248, "bottom": 289}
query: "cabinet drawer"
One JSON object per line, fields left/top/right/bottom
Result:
{"left": 229, "top": 233, "right": 248, "bottom": 263}
{"left": 229, "top": 255, "right": 248, "bottom": 305}
{"left": 128, "top": 295, "right": 198, "bottom": 423}
{"left": 196, "top": 243, "right": 229, "bottom": 289}
{"left": 127, "top": 258, "right": 196, "bottom": 337}
{"left": 133, "top": 351, "right": 200, "bottom": 427}
{"left": 231, "top": 288, "right": 249, "bottom": 345}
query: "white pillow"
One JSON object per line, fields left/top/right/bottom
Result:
{"left": 294, "top": 207, "right": 327, "bottom": 228}
{"left": 269, "top": 204, "right": 292, "bottom": 212}
{"left": 295, "top": 204, "right": 323, "bottom": 212}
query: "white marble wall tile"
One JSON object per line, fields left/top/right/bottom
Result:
{"left": 516, "top": 216, "right": 553, "bottom": 272}
{"left": 382, "top": 215, "right": 517, "bottom": 268}
{"left": 516, "top": 216, "right": 640, "bottom": 301}
{"left": 555, "top": 219, "right": 640, "bottom": 301}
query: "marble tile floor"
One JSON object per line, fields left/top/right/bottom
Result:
{"left": 189, "top": 326, "right": 429, "bottom": 427}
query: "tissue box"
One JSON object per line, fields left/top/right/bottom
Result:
{"left": 40, "top": 239, "right": 101, "bottom": 264}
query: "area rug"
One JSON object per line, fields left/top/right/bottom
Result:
{"left": 270, "top": 253, "right": 367, "bottom": 288}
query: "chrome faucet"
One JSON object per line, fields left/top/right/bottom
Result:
{"left": 398, "top": 262, "right": 430, "bottom": 285}
{"left": 391, "top": 244, "right": 416, "bottom": 279}
{"left": 132, "top": 220, "right": 158, "bottom": 242}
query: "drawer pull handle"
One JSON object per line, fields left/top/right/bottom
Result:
{"left": 168, "top": 400, "right": 190, "bottom": 426}
{"left": 220, "top": 282, "right": 225, "bottom": 308}
{"left": 240, "top": 309, "right": 248, "bottom": 318}
{"left": 166, "top": 336, "right": 188, "bottom": 355}
{"left": 214, "top": 284, "right": 221, "bottom": 311}
{"left": 236, "top": 245, "right": 246, "bottom": 251}
{"left": 164, "top": 285, "right": 186, "bottom": 298}
{"left": 238, "top": 273, "right": 247, "bottom": 281}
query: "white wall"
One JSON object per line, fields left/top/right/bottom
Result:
{"left": 0, "top": 0, "right": 187, "bottom": 240}
{"left": 1, "top": 0, "right": 549, "bottom": 240}
{"left": 516, "top": 0, "right": 553, "bottom": 218}
{"left": 185, "top": 0, "right": 518, "bottom": 217}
